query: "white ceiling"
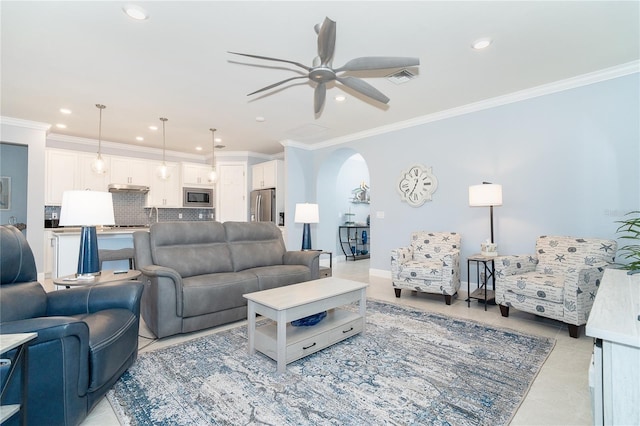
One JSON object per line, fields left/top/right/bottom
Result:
{"left": 2, "top": 1, "right": 638, "bottom": 155}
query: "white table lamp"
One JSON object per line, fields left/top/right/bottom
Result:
{"left": 59, "top": 190, "right": 115, "bottom": 277}
{"left": 294, "top": 203, "right": 319, "bottom": 250}
{"left": 469, "top": 183, "right": 503, "bottom": 244}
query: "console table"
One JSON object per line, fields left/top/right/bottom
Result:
{"left": 338, "top": 225, "right": 370, "bottom": 261}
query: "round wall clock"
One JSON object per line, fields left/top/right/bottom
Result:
{"left": 397, "top": 164, "right": 438, "bottom": 207}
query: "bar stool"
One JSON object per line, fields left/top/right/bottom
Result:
{"left": 98, "top": 248, "right": 136, "bottom": 270}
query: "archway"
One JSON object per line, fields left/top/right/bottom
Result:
{"left": 316, "top": 148, "right": 370, "bottom": 260}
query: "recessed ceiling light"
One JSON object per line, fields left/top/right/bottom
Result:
{"left": 148, "top": 125, "right": 158, "bottom": 131}
{"left": 195, "top": 146, "right": 203, "bottom": 151}
{"left": 335, "top": 95, "right": 346, "bottom": 102}
{"left": 123, "top": 4, "right": 148, "bottom": 21}
{"left": 472, "top": 38, "right": 492, "bottom": 50}
{"left": 136, "top": 136, "right": 144, "bottom": 141}
{"left": 55, "top": 123, "right": 67, "bottom": 129}
{"left": 256, "top": 116, "right": 265, "bottom": 122}
{"left": 59, "top": 108, "right": 72, "bottom": 114}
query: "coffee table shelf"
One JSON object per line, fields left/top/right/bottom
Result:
{"left": 255, "top": 309, "right": 363, "bottom": 364}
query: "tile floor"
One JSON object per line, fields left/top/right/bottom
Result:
{"left": 78, "top": 260, "right": 594, "bottom": 425}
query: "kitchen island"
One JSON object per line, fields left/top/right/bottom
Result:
{"left": 51, "top": 226, "right": 148, "bottom": 279}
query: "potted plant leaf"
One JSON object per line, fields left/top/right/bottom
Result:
{"left": 616, "top": 211, "right": 640, "bottom": 274}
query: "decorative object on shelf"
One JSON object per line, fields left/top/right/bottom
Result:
{"left": 351, "top": 182, "right": 370, "bottom": 203}
{"left": 295, "top": 203, "right": 319, "bottom": 250}
{"left": 615, "top": 210, "right": 640, "bottom": 274}
{"left": 156, "top": 117, "right": 170, "bottom": 180}
{"left": 0, "top": 176, "right": 11, "bottom": 210}
{"left": 228, "top": 17, "right": 419, "bottom": 115}
{"left": 397, "top": 164, "right": 438, "bottom": 207}
{"left": 469, "top": 182, "right": 503, "bottom": 244}
{"left": 59, "top": 190, "right": 115, "bottom": 277}
{"left": 480, "top": 240, "right": 498, "bottom": 257}
{"left": 208, "top": 128, "right": 218, "bottom": 183}
{"left": 90, "top": 104, "right": 107, "bottom": 174}
{"left": 361, "top": 229, "right": 368, "bottom": 244}
{"left": 344, "top": 208, "right": 355, "bottom": 225}
{"left": 291, "top": 310, "right": 327, "bottom": 327}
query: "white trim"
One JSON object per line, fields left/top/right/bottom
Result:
{"left": 290, "top": 61, "right": 640, "bottom": 151}
{"left": 0, "top": 116, "right": 51, "bottom": 131}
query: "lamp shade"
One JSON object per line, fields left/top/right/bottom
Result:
{"left": 59, "top": 191, "right": 115, "bottom": 226}
{"left": 469, "top": 184, "right": 503, "bottom": 207}
{"left": 294, "top": 203, "right": 319, "bottom": 224}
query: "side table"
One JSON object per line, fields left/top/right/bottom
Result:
{"left": 467, "top": 254, "right": 496, "bottom": 311}
{"left": 53, "top": 269, "right": 141, "bottom": 289}
{"left": 0, "top": 333, "right": 37, "bottom": 425}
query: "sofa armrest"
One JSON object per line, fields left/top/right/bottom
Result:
{"left": 390, "top": 246, "right": 413, "bottom": 278}
{"left": 494, "top": 254, "right": 538, "bottom": 279}
{"left": 562, "top": 263, "right": 610, "bottom": 325}
{"left": 46, "top": 282, "right": 144, "bottom": 317}
{"left": 284, "top": 250, "right": 321, "bottom": 279}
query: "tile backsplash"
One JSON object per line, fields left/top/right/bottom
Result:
{"left": 45, "top": 192, "right": 215, "bottom": 226}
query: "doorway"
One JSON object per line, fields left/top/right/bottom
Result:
{"left": 0, "top": 142, "right": 28, "bottom": 235}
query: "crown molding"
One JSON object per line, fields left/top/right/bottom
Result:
{"left": 1, "top": 116, "right": 51, "bottom": 131}
{"left": 304, "top": 60, "right": 640, "bottom": 151}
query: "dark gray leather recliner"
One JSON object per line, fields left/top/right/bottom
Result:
{"left": 0, "top": 225, "right": 144, "bottom": 426}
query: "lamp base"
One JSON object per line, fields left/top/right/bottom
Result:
{"left": 77, "top": 226, "right": 101, "bottom": 277}
{"left": 301, "top": 223, "right": 312, "bottom": 250}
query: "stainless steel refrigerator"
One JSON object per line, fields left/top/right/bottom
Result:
{"left": 250, "top": 188, "right": 276, "bottom": 223}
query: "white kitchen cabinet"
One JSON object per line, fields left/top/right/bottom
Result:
{"left": 586, "top": 269, "right": 640, "bottom": 426}
{"left": 45, "top": 149, "right": 77, "bottom": 205}
{"left": 146, "top": 161, "right": 181, "bottom": 207}
{"left": 110, "top": 156, "right": 152, "bottom": 186}
{"left": 43, "top": 230, "right": 55, "bottom": 278}
{"left": 76, "top": 152, "right": 110, "bottom": 191}
{"left": 252, "top": 160, "right": 281, "bottom": 190}
{"left": 182, "top": 162, "right": 214, "bottom": 187}
{"left": 217, "top": 162, "right": 247, "bottom": 222}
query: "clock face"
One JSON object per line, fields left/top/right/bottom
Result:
{"left": 397, "top": 165, "right": 438, "bottom": 207}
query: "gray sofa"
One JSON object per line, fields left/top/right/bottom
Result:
{"left": 134, "top": 221, "right": 320, "bottom": 338}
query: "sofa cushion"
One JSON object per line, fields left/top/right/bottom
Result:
{"left": 248, "top": 265, "right": 311, "bottom": 291}
{"left": 535, "top": 236, "right": 617, "bottom": 275}
{"left": 410, "top": 232, "right": 460, "bottom": 261}
{"left": 181, "top": 271, "right": 259, "bottom": 318}
{"left": 150, "top": 222, "right": 233, "bottom": 278}
{"left": 224, "top": 222, "right": 285, "bottom": 271}
{"left": 399, "top": 260, "right": 446, "bottom": 280}
{"left": 498, "top": 273, "right": 565, "bottom": 303}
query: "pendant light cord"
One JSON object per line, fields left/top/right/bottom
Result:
{"left": 160, "top": 117, "right": 168, "bottom": 164}
{"left": 209, "top": 128, "right": 217, "bottom": 170}
{"left": 96, "top": 104, "right": 106, "bottom": 156}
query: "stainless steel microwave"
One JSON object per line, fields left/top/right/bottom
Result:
{"left": 183, "top": 187, "right": 213, "bottom": 208}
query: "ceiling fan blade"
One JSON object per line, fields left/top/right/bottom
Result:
{"left": 247, "top": 76, "right": 308, "bottom": 96}
{"left": 334, "top": 57, "right": 420, "bottom": 72}
{"left": 316, "top": 17, "right": 336, "bottom": 66}
{"left": 314, "top": 82, "right": 326, "bottom": 114}
{"left": 228, "top": 51, "right": 310, "bottom": 72}
{"left": 337, "top": 76, "right": 390, "bottom": 104}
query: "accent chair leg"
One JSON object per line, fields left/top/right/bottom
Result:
{"left": 394, "top": 288, "right": 401, "bottom": 298}
{"left": 444, "top": 294, "right": 452, "bottom": 305}
{"left": 499, "top": 304, "right": 509, "bottom": 317}
{"left": 567, "top": 324, "right": 580, "bottom": 339}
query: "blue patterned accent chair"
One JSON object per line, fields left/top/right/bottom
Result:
{"left": 495, "top": 235, "right": 617, "bottom": 338}
{"left": 391, "top": 232, "right": 461, "bottom": 305}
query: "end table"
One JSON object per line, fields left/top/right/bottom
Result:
{"left": 467, "top": 254, "right": 496, "bottom": 311}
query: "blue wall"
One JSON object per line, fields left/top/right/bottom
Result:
{"left": 0, "top": 143, "right": 28, "bottom": 230}
{"left": 287, "top": 73, "right": 640, "bottom": 275}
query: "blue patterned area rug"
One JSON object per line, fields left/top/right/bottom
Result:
{"left": 107, "top": 300, "right": 555, "bottom": 425}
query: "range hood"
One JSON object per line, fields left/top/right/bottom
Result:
{"left": 108, "top": 183, "right": 150, "bottom": 193}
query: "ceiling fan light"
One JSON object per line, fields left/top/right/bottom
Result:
{"left": 472, "top": 38, "right": 492, "bottom": 50}
{"left": 123, "top": 5, "right": 148, "bottom": 21}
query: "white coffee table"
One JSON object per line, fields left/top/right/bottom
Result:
{"left": 243, "top": 277, "right": 368, "bottom": 373}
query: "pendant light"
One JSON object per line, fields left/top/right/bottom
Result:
{"left": 90, "top": 104, "right": 107, "bottom": 174}
{"left": 156, "top": 117, "right": 170, "bottom": 180}
{"left": 208, "top": 128, "right": 218, "bottom": 183}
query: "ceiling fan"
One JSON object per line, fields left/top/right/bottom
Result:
{"left": 229, "top": 17, "right": 420, "bottom": 114}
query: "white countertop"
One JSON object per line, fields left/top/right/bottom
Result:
{"left": 51, "top": 226, "right": 149, "bottom": 235}
{"left": 586, "top": 268, "right": 640, "bottom": 348}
